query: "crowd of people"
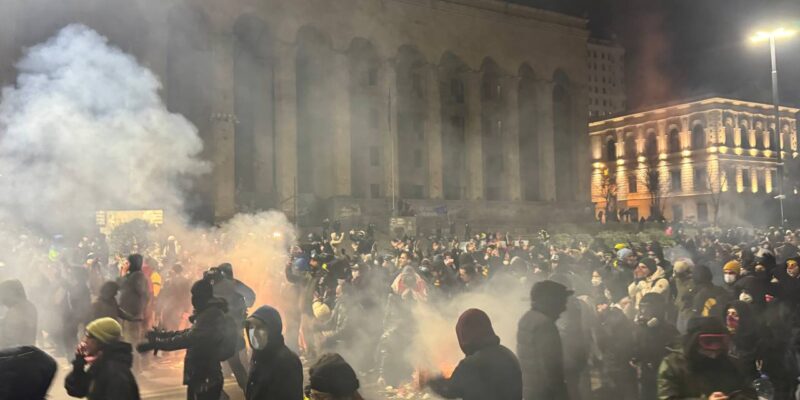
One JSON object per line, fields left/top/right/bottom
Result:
{"left": 2, "top": 221, "right": 800, "bottom": 399}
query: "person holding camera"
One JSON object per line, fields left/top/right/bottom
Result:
{"left": 136, "top": 279, "right": 228, "bottom": 400}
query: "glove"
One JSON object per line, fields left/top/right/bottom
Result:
{"left": 136, "top": 341, "right": 156, "bottom": 354}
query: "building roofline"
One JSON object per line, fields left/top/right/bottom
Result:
{"left": 434, "top": 0, "right": 588, "bottom": 29}
{"left": 589, "top": 96, "right": 800, "bottom": 128}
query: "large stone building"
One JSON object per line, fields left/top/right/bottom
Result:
{"left": 0, "top": 0, "right": 592, "bottom": 228}
{"left": 590, "top": 97, "right": 800, "bottom": 225}
{"left": 587, "top": 37, "right": 626, "bottom": 119}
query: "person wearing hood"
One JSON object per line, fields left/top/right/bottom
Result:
{"left": 627, "top": 257, "right": 670, "bottom": 317}
{"left": 658, "top": 317, "right": 756, "bottom": 400}
{"left": 0, "top": 345, "right": 57, "bottom": 400}
{"left": 773, "top": 258, "right": 800, "bottom": 312}
{"left": 378, "top": 265, "right": 424, "bottom": 386}
{"left": 691, "top": 264, "right": 731, "bottom": 319}
{"left": 244, "top": 306, "right": 303, "bottom": 400}
{"left": 593, "top": 294, "right": 637, "bottom": 400}
{"left": 0, "top": 279, "right": 37, "bottom": 348}
{"left": 672, "top": 259, "right": 696, "bottom": 334}
{"left": 136, "top": 279, "right": 228, "bottom": 400}
{"left": 207, "top": 264, "right": 249, "bottom": 391}
{"left": 307, "top": 353, "right": 365, "bottom": 400}
{"left": 422, "top": 308, "right": 522, "bottom": 400}
{"left": 517, "top": 280, "right": 572, "bottom": 400}
{"left": 90, "top": 281, "right": 139, "bottom": 322}
{"left": 631, "top": 293, "right": 679, "bottom": 400}
{"left": 118, "top": 254, "right": 150, "bottom": 370}
{"left": 65, "top": 317, "right": 140, "bottom": 400}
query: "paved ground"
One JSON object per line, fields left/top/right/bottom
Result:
{"left": 46, "top": 353, "right": 244, "bottom": 400}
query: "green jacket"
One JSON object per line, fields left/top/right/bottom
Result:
{"left": 658, "top": 347, "right": 757, "bottom": 400}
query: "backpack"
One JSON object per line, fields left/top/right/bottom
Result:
{"left": 216, "top": 313, "right": 240, "bottom": 362}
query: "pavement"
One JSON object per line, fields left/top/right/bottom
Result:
{"left": 46, "top": 353, "right": 245, "bottom": 400}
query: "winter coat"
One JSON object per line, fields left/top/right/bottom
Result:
{"left": 627, "top": 266, "right": 670, "bottom": 313}
{"left": 91, "top": 281, "right": 136, "bottom": 322}
{"left": 657, "top": 348, "right": 756, "bottom": 399}
{"left": 153, "top": 298, "right": 228, "bottom": 384}
{"left": 0, "top": 346, "right": 57, "bottom": 400}
{"left": 65, "top": 341, "right": 140, "bottom": 400}
{"left": 517, "top": 308, "right": 568, "bottom": 400}
{"left": 0, "top": 280, "right": 38, "bottom": 348}
{"left": 119, "top": 271, "right": 149, "bottom": 318}
{"left": 429, "top": 343, "right": 522, "bottom": 400}
{"left": 691, "top": 283, "right": 732, "bottom": 318}
{"left": 633, "top": 321, "right": 679, "bottom": 368}
{"left": 245, "top": 306, "right": 304, "bottom": 400}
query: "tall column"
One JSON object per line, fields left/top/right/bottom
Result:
{"left": 679, "top": 116, "right": 690, "bottom": 150}
{"left": 273, "top": 41, "right": 298, "bottom": 218}
{"left": 657, "top": 120, "right": 667, "bottom": 153}
{"left": 426, "top": 65, "right": 443, "bottom": 199}
{"left": 381, "top": 62, "right": 399, "bottom": 208}
{"left": 537, "top": 80, "right": 556, "bottom": 201}
{"left": 210, "top": 33, "right": 236, "bottom": 221}
{"left": 330, "top": 53, "right": 351, "bottom": 196}
{"left": 503, "top": 76, "right": 522, "bottom": 201}
{"left": 464, "top": 71, "right": 484, "bottom": 200}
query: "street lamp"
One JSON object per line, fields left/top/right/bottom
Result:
{"left": 750, "top": 26, "right": 797, "bottom": 226}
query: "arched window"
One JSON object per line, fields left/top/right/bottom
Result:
{"left": 606, "top": 137, "right": 617, "bottom": 161}
{"left": 668, "top": 128, "right": 681, "bottom": 153}
{"left": 692, "top": 124, "right": 706, "bottom": 150}
{"left": 645, "top": 133, "right": 658, "bottom": 157}
{"left": 624, "top": 133, "right": 636, "bottom": 158}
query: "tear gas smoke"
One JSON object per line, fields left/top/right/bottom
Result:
{"left": 0, "top": 25, "right": 294, "bottom": 321}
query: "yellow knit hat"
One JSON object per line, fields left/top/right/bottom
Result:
{"left": 86, "top": 317, "right": 122, "bottom": 344}
{"left": 723, "top": 260, "right": 741, "bottom": 275}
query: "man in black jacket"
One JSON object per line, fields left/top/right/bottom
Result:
{"left": 65, "top": 317, "right": 140, "bottom": 400}
{"left": 137, "top": 279, "right": 227, "bottom": 400}
{"left": 0, "top": 346, "right": 57, "bottom": 400}
{"left": 244, "top": 305, "right": 304, "bottom": 400}
{"left": 0, "top": 279, "right": 37, "bottom": 348}
{"left": 517, "top": 280, "right": 571, "bottom": 400}
{"left": 424, "top": 308, "right": 522, "bottom": 400}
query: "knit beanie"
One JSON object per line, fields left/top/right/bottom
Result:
{"left": 86, "top": 318, "right": 122, "bottom": 344}
{"left": 309, "top": 353, "right": 360, "bottom": 396}
{"left": 723, "top": 260, "right": 741, "bottom": 275}
{"left": 639, "top": 257, "right": 658, "bottom": 275}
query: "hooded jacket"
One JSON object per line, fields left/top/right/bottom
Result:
{"left": 691, "top": 266, "right": 732, "bottom": 318}
{"left": 428, "top": 309, "right": 522, "bottom": 400}
{"left": 65, "top": 341, "right": 140, "bottom": 400}
{"left": 118, "top": 267, "right": 149, "bottom": 318}
{"left": 0, "top": 346, "right": 56, "bottom": 400}
{"left": 152, "top": 297, "right": 228, "bottom": 384}
{"left": 517, "top": 306, "right": 568, "bottom": 400}
{"left": 245, "top": 306, "right": 303, "bottom": 400}
{"left": 0, "top": 279, "right": 38, "bottom": 348}
{"left": 657, "top": 318, "right": 756, "bottom": 400}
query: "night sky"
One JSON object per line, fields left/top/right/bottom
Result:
{"left": 509, "top": 0, "right": 800, "bottom": 110}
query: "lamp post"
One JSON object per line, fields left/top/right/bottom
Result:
{"left": 751, "top": 27, "right": 797, "bottom": 226}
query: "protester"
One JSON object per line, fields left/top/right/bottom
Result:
{"left": 136, "top": 279, "right": 227, "bottom": 400}
{"left": 0, "top": 346, "right": 57, "bottom": 400}
{"left": 0, "top": 279, "right": 38, "bottom": 348}
{"left": 244, "top": 305, "right": 303, "bottom": 400}
{"left": 65, "top": 317, "right": 140, "bottom": 400}
{"left": 307, "top": 353, "right": 364, "bottom": 400}
{"left": 423, "top": 308, "right": 522, "bottom": 400}
{"left": 517, "top": 280, "right": 571, "bottom": 400}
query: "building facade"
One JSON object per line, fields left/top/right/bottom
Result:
{"left": 587, "top": 38, "right": 626, "bottom": 119}
{"left": 590, "top": 97, "right": 800, "bottom": 225}
{"left": 0, "top": 0, "right": 591, "bottom": 228}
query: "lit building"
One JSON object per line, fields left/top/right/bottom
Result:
{"left": 587, "top": 38, "right": 626, "bottom": 119}
{"left": 590, "top": 97, "right": 799, "bottom": 224}
{"left": 0, "top": 0, "right": 592, "bottom": 227}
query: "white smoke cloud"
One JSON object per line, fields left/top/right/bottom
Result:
{"left": 0, "top": 24, "right": 208, "bottom": 233}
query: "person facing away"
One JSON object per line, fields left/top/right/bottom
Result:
{"left": 0, "top": 279, "right": 37, "bottom": 348}
{"left": 244, "top": 305, "right": 304, "bottom": 400}
{"left": 65, "top": 317, "right": 140, "bottom": 400}
{"left": 306, "top": 353, "right": 365, "bottom": 400}
{"left": 0, "top": 346, "right": 57, "bottom": 400}
{"left": 423, "top": 308, "right": 522, "bottom": 400}
{"left": 517, "top": 280, "right": 572, "bottom": 400}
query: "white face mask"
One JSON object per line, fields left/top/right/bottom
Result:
{"left": 247, "top": 327, "right": 269, "bottom": 351}
{"left": 739, "top": 292, "right": 753, "bottom": 303}
{"left": 724, "top": 274, "right": 737, "bottom": 284}
{"left": 591, "top": 277, "right": 603, "bottom": 287}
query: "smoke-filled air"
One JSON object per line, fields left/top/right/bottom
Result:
{"left": 2, "top": 2, "right": 800, "bottom": 400}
